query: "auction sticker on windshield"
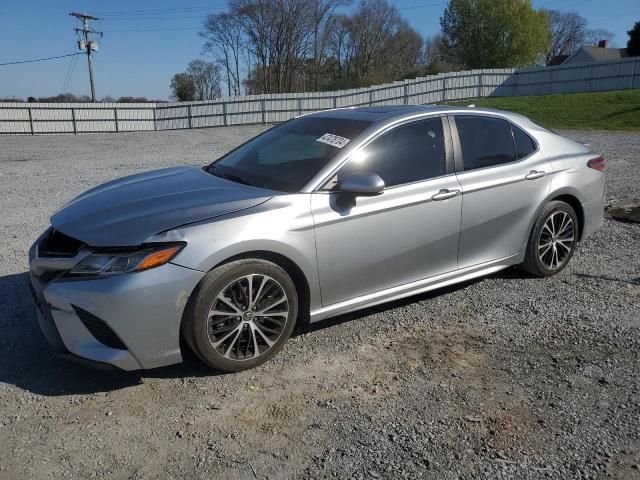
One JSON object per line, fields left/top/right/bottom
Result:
{"left": 316, "top": 133, "right": 351, "bottom": 149}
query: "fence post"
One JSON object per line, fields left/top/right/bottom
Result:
{"left": 477, "top": 73, "right": 483, "bottom": 99}
{"left": 222, "top": 102, "right": 228, "bottom": 126}
{"left": 114, "top": 108, "right": 119, "bottom": 133}
{"left": 261, "top": 99, "right": 266, "bottom": 124}
{"left": 631, "top": 60, "right": 636, "bottom": 90}
{"left": 442, "top": 77, "right": 447, "bottom": 102}
{"left": 369, "top": 90, "right": 373, "bottom": 106}
{"left": 71, "top": 107, "right": 77, "bottom": 134}
{"left": 298, "top": 98, "right": 303, "bottom": 116}
{"left": 403, "top": 83, "right": 409, "bottom": 105}
{"left": 548, "top": 70, "right": 553, "bottom": 95}
{"left": 512, "top": 71, "right": 518, "bottom": 97}
{"left": 152, "top": 106, "right": 157, "bottom": 131}
{"left": 28, "top": 107, "right": 34, "bottom": 135}
{"left": 333, "top": 96, "right": 337, "bottom": 109}
{"left": 586, "top": 65, "right": 592, "bottom": 92}
{"left": 187, "top": 104, "right": 193, "bottom": 129}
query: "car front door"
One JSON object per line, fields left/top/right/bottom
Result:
{"left": 311, "top": 116, "right": 463, "bottom": 307}
{"left": 450, "top": 114, "right": 553, "bottom": 269}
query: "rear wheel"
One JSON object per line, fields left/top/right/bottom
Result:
{"left": 183, "top": 259, "right": 298, "bottom": 372}
{"left": 521, "top": 201, "right": 578, "bottom": 277}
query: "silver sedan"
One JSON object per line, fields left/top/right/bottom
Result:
{"left": 29, "top": 105, "right": 605, "bottom": 372}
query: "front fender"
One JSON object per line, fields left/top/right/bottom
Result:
{"left": 151, "top": 195, "right": 323, "bottom": 311}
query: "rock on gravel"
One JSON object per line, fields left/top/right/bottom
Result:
{"left": 0, "top": 127, "right": 639, "bottom": 480}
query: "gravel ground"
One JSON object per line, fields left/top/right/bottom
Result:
{"left": 0, "top": 127, "right": 639, "bottom": 480}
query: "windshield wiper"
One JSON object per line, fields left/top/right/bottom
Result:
{"left": 222, "top": 172, "right": 255, "bottom": 187}
{"left": 207, "top": 165, "right": 259, "bottom": 188}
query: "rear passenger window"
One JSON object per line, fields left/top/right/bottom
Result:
{"left": 455, "top": 116, "right": 515, "bottom": 171}
{"left": 512, "top": 124, "right": 537, "bottom": 159}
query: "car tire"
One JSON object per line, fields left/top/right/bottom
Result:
{"left": 521, "top": 200, "right": 579, "bottom": 277}
{"left": 182, "top": 259, "right": 298, "bottom": 372}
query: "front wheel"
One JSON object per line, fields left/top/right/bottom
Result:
{"left": 521, "top": 201, "right": 578, "bottom": 277}
{"left": 182, "top": 259, "right": 298, "bottom": 372}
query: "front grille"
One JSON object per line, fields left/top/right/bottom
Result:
{"left": 39, "top": 228, "right": 85, "bottom": 257}
{"left": 72, "top": 305, "right": 127, "bottom": 350}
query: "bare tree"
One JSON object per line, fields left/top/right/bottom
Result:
{"left": 202, "top": 13, "right": 245, "bottom": 96}
{"left": 545, "top": 10, "right": 588, "bottom": 63}
{"left": 423, "top": 35, "right": 443, "bottom": 66}
{"left": 187, "top": 60, "right": 222, "bottom": 100}
{"left": 309, "top": 0, "right": 350, "bottom": 91}
{"left": 585, "top": 28, "right": 616, "bottom": 47}
{"left": 337, "top": 0, "right": 423, "bottom": 86}
{"left": 328, "top": 14, "right": 353, "bottom": 86}
{"left": 544, "top": 10, "right": 616, "bottom": 64}
{"left": 230, "top": 0, "right": 318, "bottom": 93}
{"left": 231, "top": 0, "right": 278, "bottom": 93}
{"left": 348, "top": 0, "right": 400, "bottom": 85}
{"left": 384, "top": 20, "right": 423, "bottom": 81}
{"left": 198, "top": 0, "right": 435, "bottom": 93}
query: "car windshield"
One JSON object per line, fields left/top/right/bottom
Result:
{"left": 207, "top": 116, "right": 372, "bottom": 192}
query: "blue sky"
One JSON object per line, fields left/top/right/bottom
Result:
{"left": 0, "top": 0, "right": 638, "bottom": 100}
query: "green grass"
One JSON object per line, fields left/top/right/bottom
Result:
{"left": 447, "top": 89, "right": 640, "bottom": 132}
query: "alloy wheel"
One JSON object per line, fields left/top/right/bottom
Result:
{"left": 206, "top": 274, "right": 289, "bottom": 361}
{"left": 537, "top": 210, "right": 575, "bottom": 270}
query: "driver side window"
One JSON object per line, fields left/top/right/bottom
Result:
{"left": 329, "top": 117, "right": 446, "bottom": 189}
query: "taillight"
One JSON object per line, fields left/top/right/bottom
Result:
{"left": 587, "top": 156, "right": 605, "bottom": 172}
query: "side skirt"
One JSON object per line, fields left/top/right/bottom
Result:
{"left": 309, "top": 254, "right": 519, "bottom": 323}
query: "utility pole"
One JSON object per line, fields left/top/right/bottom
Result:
{"left": 69, "top": 12, "right": 102, "bottom": 102}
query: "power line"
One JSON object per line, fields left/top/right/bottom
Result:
{"left": 590, "top": 9, "right": 640, "bottom": 25}
{"left": 538, "top": 0, "right": 590, "bottom": 8}
{"left": 95, "top": 3, "right": 229, "bottom": 17}
{"left": 398, "top": 2, "right": 447, "bottom": 10}
{"left": 60, "top": 53, "right": 76, "bottom": 92}
{"left": 0, "top": 52, "right": 81, "bottom": 67}
{"left": 61, "top": 53, "right": 80, "bottom": 93}
{"left": 103, "top": 26, "right": 203, "bottom": 33}
{"left": 101, "top": 12, "right": 225, "bottom": 21}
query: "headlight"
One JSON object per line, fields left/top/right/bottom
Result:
{"left": 69, "top": 244, "right": 184, "bottom": 277}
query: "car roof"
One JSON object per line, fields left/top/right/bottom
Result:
{"left": 309, "top": 105, "right": 447, "bottom": 122}
{"left": 308, "top": 104, "right": 510, "bottom": 122}
{"left": 307, "top": 104, "right": 544, "bottom": 132}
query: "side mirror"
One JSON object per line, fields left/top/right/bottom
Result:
{"left": 339, "top": 171, "right": 385, "bottom": 196}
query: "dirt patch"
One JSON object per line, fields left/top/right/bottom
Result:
{"left": 607, "top": 204, "right": 640, "bottom": 223}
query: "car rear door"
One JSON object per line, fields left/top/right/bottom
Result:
{"left": 450, "top": 114, "right": 553, "bottom": 269}
{"left": 311, "top": 116, "right": 463, "bottom": 307}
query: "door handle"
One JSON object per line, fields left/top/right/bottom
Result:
{"left": 431, "top": 189, "right": 460, "bottom": 201}
{"left": 525, "top": 170, "right": 546, "bottom": 180}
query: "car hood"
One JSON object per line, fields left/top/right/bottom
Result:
{"left": 51, "top": 166, "right": 275, "bottom": 247}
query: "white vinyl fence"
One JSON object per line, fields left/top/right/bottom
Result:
{"left": 1, "top": 56, "right": 638, "bottom": 134}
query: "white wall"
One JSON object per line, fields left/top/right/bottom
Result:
{"left": 1, "top": 56, "right": 638, "bottom": 135}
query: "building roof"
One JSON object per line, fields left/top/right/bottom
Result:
{"left": 563, "top": 46, "right": 628, "bottom": 65}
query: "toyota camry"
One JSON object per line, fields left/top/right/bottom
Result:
{"left": 29, "top": 105, "right": 605, "bottom": 372}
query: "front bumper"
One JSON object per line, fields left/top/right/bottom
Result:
{"left": 30, "top": 261, "right": 204, "bottom": 371}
